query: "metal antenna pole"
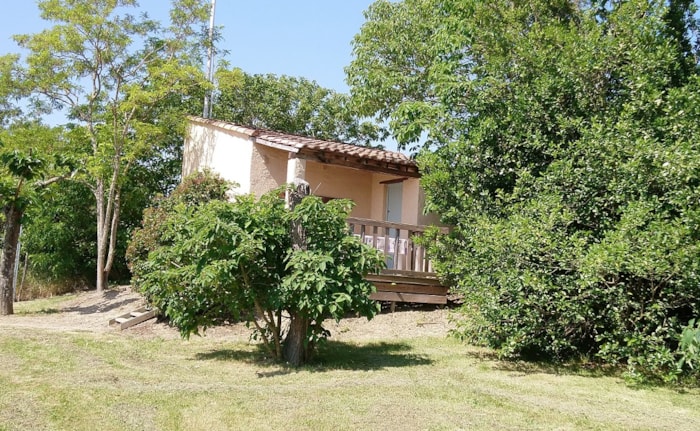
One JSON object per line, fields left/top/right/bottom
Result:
{"left": 203, "top": 0, "right": 217, "bottom": 118}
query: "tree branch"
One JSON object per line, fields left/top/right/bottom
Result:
{"left": 34, "top": 168, "right": 78, "bottom": 189}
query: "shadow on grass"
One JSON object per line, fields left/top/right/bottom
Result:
{"left": 16, "top": 307, "right": 62, "bottom": 315}
{"left": 62, "top": 290, "right": 140, "bottom": 315}
{"left": 461, "top": 349, "right": 622, "bottom": 379}
{"left": 313, "top": 340, "right": 432, "bottom": 371}
{"left": 195, "top": 347, "right": 271, "bottom": 364}
{"left": 195, "top": 340, "right": 432, "bottom": 375}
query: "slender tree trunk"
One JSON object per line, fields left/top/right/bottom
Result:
{"left": 283, "top": 178, "right": 311, "bottom": 365}
{"left": 104, "top": 190, "right": 121, "bottom": 277}
{"left": 18, "top": 252, "right": 28, "bottom": 302}
{"left": 95, "top": 179, "right": 118, "bottom": 292}
{"left": 0, "top": 205, "right": 22, "bottom": 315}
{"left": 283, "top": 313, "right": 310, "bottom": 366}
{"left": 95, "top": 180, "right": 107, "bottom": 292}
{"left": 94, "top": 157, "right": 123, "bottom": 292}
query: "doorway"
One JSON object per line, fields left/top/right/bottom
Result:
{"left": 385, "top": 182, "right": 402, "bottom": 269}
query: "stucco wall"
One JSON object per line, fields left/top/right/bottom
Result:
{"left": 182, "top": 123, "right": 215, "bottom": 178}
{"left": 183, "top": 123, "right": 253, "bottom": 194}
{"left": 305, "top": 163, "right": 374, "bottom": 218}
{"left": 249, "top": 145, "right": 287, "bottom": 197}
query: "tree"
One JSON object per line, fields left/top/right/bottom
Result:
{"left": 214, "top": 68, "right": 385, "bottom": 146}
{"left": 14, "top": 0, "right": 212, "bottom": 291}
{"left": 0, "top": 55, "right": 23, "bottom": 127}
{"left": 349, "top": 0, "right": 700, "bottom": 382}
{"left": 131, "top": 175, "right": 384, "bottom": 366}
{"left": 346, "top": 0, "right": 445, "bottom": 152}
{"left": 20, "top": 180, "right": 97, "bottom": 286}
{"left": 21, "top": 70, "right": 209, "bottom": 289}
{"left": 0, "top": 53, "right": 76, "bottom": 314}
{"left": 0, "top": 124, "right": 75, "bottom": 315}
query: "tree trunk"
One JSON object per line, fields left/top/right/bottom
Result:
{"left": 94, "top": 163, "right": 123, "bottom": 292}
{"left": 95, "top": 181, "right": 107, "bottom": 292}
{"left": 0, "top": 205, "right": 22, "bottom": 315}
{"left": 95, "top": 246, "right": 107, "bottom": 292}
{"left": 283, "top": 312, "right": 310, "bottom": 366}
{"left": 283, "top": 178, "right": 312, "bottom": 365}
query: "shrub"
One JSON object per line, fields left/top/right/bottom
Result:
{"left": 136, "top": 189, "right": 384, "bottom": 366}
{"left": 126, "top": 170, "right": 230, "bottom": 288}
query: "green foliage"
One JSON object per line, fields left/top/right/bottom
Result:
{"left": 347, "top": 0, "right": 440, "bottom": 151}
{"left": 22, "top": 181, "right": 96, "bottom": 283}
{"left": 0, "top": 123, "right": 69, "bottom": 212}
{"left": 350, "top": 0, "right": 700, "bottom": 383}
{"left": 0, "top": 123, "right": 75, "bottom": 314}
{"left": 14, "top": 0, "right": 212, "bottom": 290}
{"left": 126, "top": 170, "right": 230, "bottom": 288}
{"left": 21, "top": 126, "right": 189, "bottom": 288}
{"left": 214, "top": 67, "right": 385, "bottom": 147}
{"left": 677, "top": 319, "right": 700, "bottom": 374}
{"left": 281, "top": 197, "right": 382, "bottom": 343}
{"left": 0, "top": 54, "right": 24, "bottom": 125}
{"left": 135, "top": 188, "right": 384, "bottom": 365}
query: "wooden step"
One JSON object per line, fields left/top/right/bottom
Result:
{"left": 108, "top": 307, "right": 157, "bottom": 330}
{"left": 366, "top": 270, "right": 449, "bottom": 305}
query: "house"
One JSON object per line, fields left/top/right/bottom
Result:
{"left": 182, "top": 116, "right": 449, "bottom": 304}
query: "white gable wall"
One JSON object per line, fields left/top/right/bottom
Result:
{"left": 183, "top": 123, "right": 253, "bottom": 194}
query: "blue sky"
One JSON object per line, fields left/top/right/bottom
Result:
{"left": 0, "top": 0, "right": 376, "bottom": 94}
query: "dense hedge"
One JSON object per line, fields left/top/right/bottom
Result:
{"left": 350, "top": 0, "right": 700, "bottom": 383}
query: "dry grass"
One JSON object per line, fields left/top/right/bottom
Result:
{"left": 1, "top": 294, "right": 699, "bottom": 430}
{"left": 14, "top": 273, "right": 90, "bottom": 302}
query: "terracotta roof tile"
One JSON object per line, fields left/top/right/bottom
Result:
{"left": 254, "top": 131, "right": 413, "bottom": 166}
{"left": 188, "top": 117, "right": 258, "bottom": 137}
{"left": 188, "top": 116, "right": 415, "bottom": 167}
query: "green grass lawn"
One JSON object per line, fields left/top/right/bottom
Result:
{"left": 1, "top": 326, "right": 699, "bottom": 431}
{"left": 11, "top": 294, "right": 79, "bottom": 316}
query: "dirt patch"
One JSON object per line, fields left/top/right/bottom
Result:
{"left": 0, "top": 287, "right": 147, "bottom": 333}
{"left": 0, "top": 287, "right": 455, "bottom": 342}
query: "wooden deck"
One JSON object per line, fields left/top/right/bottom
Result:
{"left": 348, "top": 218, "right": 450, "bottom": 305}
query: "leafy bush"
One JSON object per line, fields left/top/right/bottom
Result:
{"left": 126, "top": 170, "right": 230, "bottom": 288}
{"left": 134, "top": 188, "right": 384, "bottom": 366}
{"left": 350, "top": 0, "right": 700, "bottom": 383}
{"left": 22, "top": 181, "right": 97, "bottom": 285}
{"left": 675, "top": 319, "right": 700, "bottom": 379}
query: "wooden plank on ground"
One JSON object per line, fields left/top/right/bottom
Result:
{"left": 118, "top": 309, "right": 156, "bottom": 330}
{"left": 108, "top": 308, "right": 157, "bottom": 330}
{"left": 370, "top": 291, "right": 447, "bottom": 305}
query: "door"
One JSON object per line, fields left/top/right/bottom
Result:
{"left": 385, "top": 182, "right": 402, "bottom": 269}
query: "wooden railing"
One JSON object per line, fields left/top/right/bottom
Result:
{"left": 347, "top": 217, "right": 448, "bottom": 275}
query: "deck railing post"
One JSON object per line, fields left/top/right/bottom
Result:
{"left": 345, "top": 216, "right": 450, "bottom": 305}
{"left": 392, "top": 227, "right": 400, "bottom": 270}
{"left": 346, "top": 217, "right": 447, "bottom": 275}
